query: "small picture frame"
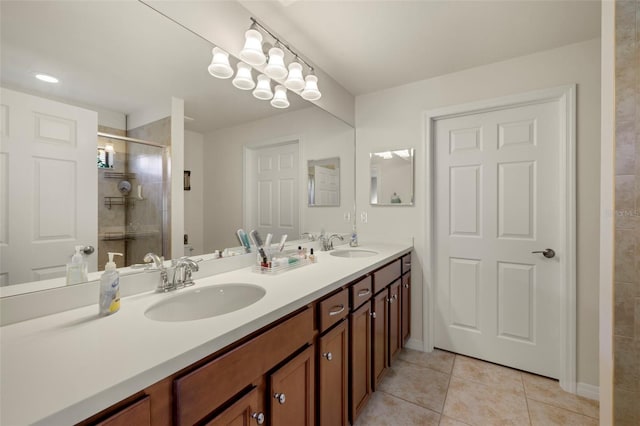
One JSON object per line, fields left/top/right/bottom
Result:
{"left": 184, "top": 170, "right": 191, "bottom": 191}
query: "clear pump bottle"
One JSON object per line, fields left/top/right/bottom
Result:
{"left": 99, "top": 252, "right": 123, "bottom": 316}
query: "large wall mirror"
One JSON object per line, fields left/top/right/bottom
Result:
{"left": 0, "top": 1, "right": 355, "bottom": 295}
{"left": 370, "top": 148, "right": 415, "bottom": 206}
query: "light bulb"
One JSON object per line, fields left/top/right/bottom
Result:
{"left": 239, "top": 28, "right": 266, "bottom": 66}
{"left": 284, "top": 62, "right": 305, "bottom": 91}
{"left": 264, "top": 47, "right": 288, "bottom": 80}
{"left": 207, "top": 47, "right": 233, "bottom": 79}
{"left": 232, "top": 62, "right": 255, "bottom": 90}
{"left": 271, "top": 85, "right": 290, "bottom": 108}
{"left": 253, "top": 74, "right": 273, "bottom": 100}
{"left": 301, "top": 75, "right": 321, "bottom": 101}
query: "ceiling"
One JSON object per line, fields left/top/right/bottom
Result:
{"left": 241, "top": 0, "right": 602, "bottom": 95}
{"left": 1, "top": 1, "right": 601, "bottom": 134}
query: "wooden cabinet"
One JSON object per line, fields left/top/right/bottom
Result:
{"left": 205, "top": 388, "right": 263, "bottom": 426}
{"left": 372, "top": 290, "right": 388, "bottom": 388}
{"left": 401, "top": 273, "right": 411, "bottom": 346}
{"left": 270, "top": 346, "right": 315, "bottom": 426}
{"left": 79, "top": 251, "right": 412, "bottom": 426}
{"left": 388, "top": 280, "right": 402, "bottom": 362}
{"left": 318, "top": 319, "right": 348, "bottom": 426}
{"left": 95, "top": 396, "right": 151, "bottom": 426}
{"left": 349, "top": 301, "right": 371, "bottom": 424}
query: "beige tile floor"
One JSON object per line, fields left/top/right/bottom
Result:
{"left": 354, "top": 349, "right": 599, "bottom": 426}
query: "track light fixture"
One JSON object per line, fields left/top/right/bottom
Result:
{"left": 207, "top": 17, "right": 321, "bottom": 109}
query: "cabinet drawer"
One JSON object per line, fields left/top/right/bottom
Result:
{"left": 318, "top": 288, "right": 349, "bottom": 333}
{"left": 96, "top": 396, "right": 150, "bottom": 426}
{"left": 373, "top": 259, "right": 401, "bottom": 294}
{"left": 350, "top": 275, "right": 372, "bottom": 310}
{"left": 174, "top": 308, "right": 314, "bottom": 426}
{"left": 402, "top": 253, "right": 412, "bottom": 274}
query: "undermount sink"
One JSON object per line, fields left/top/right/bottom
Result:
{"left": 145, "top": 284, "right": 266, "bottom": 322}
{"left": 330, "top": 249, "right": 378, "bottom": 258}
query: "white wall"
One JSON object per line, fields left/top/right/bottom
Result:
{"left": 203, "top": 106, "right": 354, "bottom": 252}
{"left": 184, "top": 130, "right": 204, "bottom": 255}
{"left": 355, "top": 38, "right": 601, "bottom": 387}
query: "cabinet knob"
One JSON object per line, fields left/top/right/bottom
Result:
{"left": 322, "top": 352, "right": 333, "bottom": 361}
{"left": 404, "top": 283, "right": 410, "bottom": 288}
{"left": 274, "top": 392, "right": 286, "bottom": 404}
{"left": 370, "top": 312, "right": 377, "bottom": 319}
{"left": 251, "top": 412, "right": 265, "bottom": 424}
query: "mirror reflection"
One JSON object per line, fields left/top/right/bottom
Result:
{"left": 370, "top": 149, "right": 415, "bottom": 206}
{"left": 308, "top": 157, "right": 340, "bottom": 207}
{"left": 0, "top": 1, "right": 354, "bottom": 293}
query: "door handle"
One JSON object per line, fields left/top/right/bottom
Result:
{"left": 532, "top": 248, "right": 555, "bottom": 259}
{"left": 82, "top": 245, "right": 95, "bottom": 255}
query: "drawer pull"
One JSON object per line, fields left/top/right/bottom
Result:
{"left": 251, "top": 412, "right": 265, "bottom": 424}
{"left": 357, "top": 289, "right": 371, "bottom": 297}
{"left": 404, "top": 262, "right": 411, "bottom": 267}
{"left": 322, "top": 352, "right": 333, "bottom": 361}
{"left": 328, "top": 304, "right": 345, "bottom": 316}
{"left": 370, "top": 312, "right": 377, "bottom": 319}
{"left": 274, "top": 392, "right": 286, "bottom": 404}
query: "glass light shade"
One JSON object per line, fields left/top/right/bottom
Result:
{"left": 284, "top": 62, "right": 305, "bottom": 91}
{"left": 232, "top": 62, "right": 255, "bottom": 90}
{"left": 271, "top": 85, "right": 290, "bottom": 108}
{"left": 301, "top": 75, "right": 321, "bottom": 101}
{"left": 207, "top": 47, "right": 233, "bottom": 79}
{"left": 239, "top": 29, "right": 266, "bottom": 65}
{"left": 253, "top": 74, "right": 273, "bottom": 100}
{"left": 264, "top": 47, "right": 288, "bottom": 80}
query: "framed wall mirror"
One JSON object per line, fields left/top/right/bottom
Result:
{"left": 370, "top": 148, "right": 415, "bottom": 206}
{"left": 307, "top": 157, "right": 340, "bottom": 207}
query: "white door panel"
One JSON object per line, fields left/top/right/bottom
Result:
{"left": 0, "top": 88, "right": 97, "bottom": 285}
{"left": 249, "top": 142, "right": 299, "bottom": 241}
{"left": 435, "top": 101, "right": 561, "bottom": 378}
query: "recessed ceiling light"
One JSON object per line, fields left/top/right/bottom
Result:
{"left": 35, "top": 73, "right": 59, "bottom": 83}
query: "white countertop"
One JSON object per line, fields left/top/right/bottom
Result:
{"left": 0, "top": 242, "right": 411, "bottom": 425}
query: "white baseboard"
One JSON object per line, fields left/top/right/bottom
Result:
{"left": 577, "top": 382, "right": 599, "bottom": 401}
{"left": 404, "top": 338, "right": 424, "bottom": 351}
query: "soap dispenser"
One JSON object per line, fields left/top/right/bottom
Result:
{"left": 99, "top": 252, "right": 123, "bottom": 316}
{"left": 66, "top": 245, "right": 88, "bottom": 285}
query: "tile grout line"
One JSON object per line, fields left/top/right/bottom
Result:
{"left": 437, "top": 354, "right": 474, "bottom": 426}
{"left": 376, "top": 389, "right": 442, "bottom": 419}
{"left": 522, "top": 372, "right": 534, "bottom": 426}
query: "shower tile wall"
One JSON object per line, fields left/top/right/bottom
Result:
{"left": 126, "top": 117, "right": 170, "bottom": 265}
{"left": 614, "top": 1, "right": 640, "bottom": 424}
{"left": 97, "top": 126, "right": 127, "bottom": 270}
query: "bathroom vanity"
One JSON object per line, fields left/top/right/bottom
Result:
{"left": 0, "top": 243, "right": 412, "bottom": 425}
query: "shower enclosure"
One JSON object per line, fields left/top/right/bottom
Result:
{"left": 97, "top": 130, "right": 169, "bottom": 270}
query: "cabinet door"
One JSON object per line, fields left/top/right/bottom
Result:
{"left": 206, "top": 387, "right": 264, "bottom": 426}
{"left": 372, "top": 291, "right": 388, "bottom": 389}
{"left": 270, "top": 345, "right": 315, "bottom": 426}
{"left": 349, "top": 302, "right": 372, "bottom": 424}
{"left": 401, "top": 273, "right": 411, "bottom": 346}
{"left": 388, "top": 280, "right": 402, "bottom": 362}
{"left": 318, "top": 320, "right": 348, "bottom": 426}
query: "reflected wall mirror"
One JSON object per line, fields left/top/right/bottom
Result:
{"left": 370, "top": 148, "right": 415, "bottom": 206}
{"left": 0, "top": 0, "right": 355, "bottom": 294}
{"left": 308, "top": 157, "right": 340, "bottom": 207}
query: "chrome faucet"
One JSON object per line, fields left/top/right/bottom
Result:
{"left": 320, "top": 233, "right": 344, "bottom": 251}
{"left": 144, "top": 252, "right": 170, "bottom": 292}
{"left": 301, "top": 232, "right": 316, "bottom": 241}
{"left": 171, "top": 257, "right": 199, "bottom": 289}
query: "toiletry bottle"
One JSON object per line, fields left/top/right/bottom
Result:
{"left": 350, "top": 225, "right": 359, "bottom": 247}
{"left": 66, "top": 245, "right": 88, "bottom": 285}
{"left": 99, "top": 252, "right": 123, "bottom": 316}
{"left": 309, "top": 248, "right": 316, "bottom": 263}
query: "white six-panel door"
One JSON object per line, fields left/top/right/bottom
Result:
{"left": 249, "top": 142, "right": 299, "bottom": 241}
{"left": 434, "top": 100, "right": 561, "bottom": 378}
{"left": 0, "top": 88, "right": 98, "bottom": 286}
